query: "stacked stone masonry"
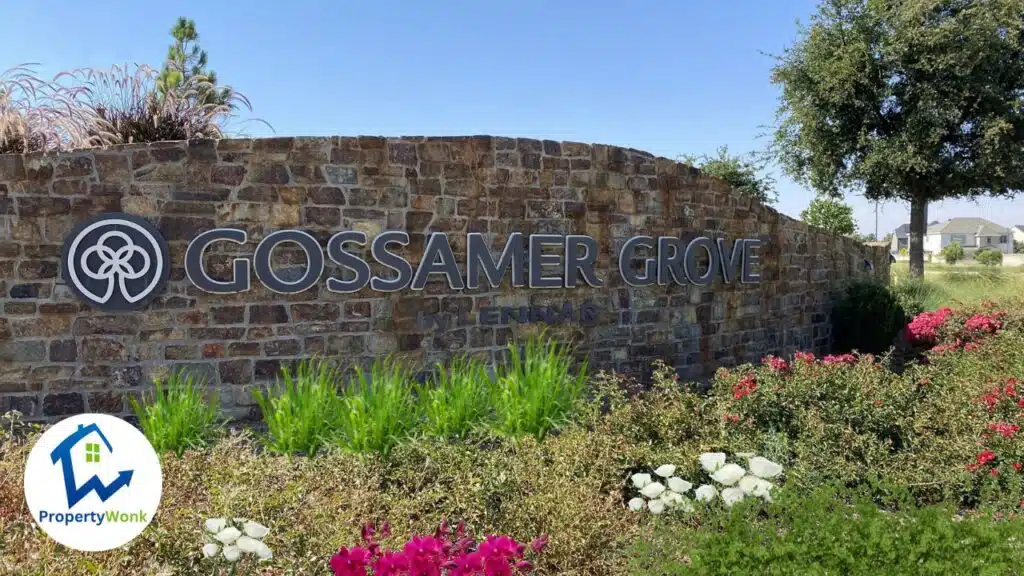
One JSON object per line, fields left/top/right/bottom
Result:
{"left": 0, "top": 136, "right": 888, "bottom": 421}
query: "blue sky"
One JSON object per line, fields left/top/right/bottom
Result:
{"left": 4, "top": 0, "right": 1021, "bottom": 235}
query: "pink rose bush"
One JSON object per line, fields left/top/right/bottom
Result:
{"left": 329, "top": 521, "right": 547, "bottom": 576}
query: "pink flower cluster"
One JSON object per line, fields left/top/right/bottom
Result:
{"left": 964, "top": 313, "right": 1002, "bottom": 335}
{"left": 794, "top": 351, "right": 816, "bottom": 364}
{"left": 732, "top": 374, "right": 758, "bottom": 400}
{"left": 329, "top": 521, "right": 547, "bottom": 576}
{"left": 968, "top": 378, "right": 1024, "bottom": 477}
{"left": 821, "top": 354, "right": 856, "bottom": 366}
{"left": 763, "top": 355, "right": 790, "bottom": 373}
{"left": 904, "top": 308, "right": 954, "bottom": 344}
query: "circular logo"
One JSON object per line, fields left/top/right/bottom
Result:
{"left": 61, "top": 213, "right": 170, "bottom": 312}
{"left": 23, "top": 414, "right": 163, "bottom": 552}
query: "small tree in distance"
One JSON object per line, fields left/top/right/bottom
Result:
{"left": 800, "top": 196, "right": 857, "bottom": 236}
{"left": 681, "top": 146, "right": 778, "bottom": 206}
{"left": 941, "top": 242, "right": 964, "bottom": 265}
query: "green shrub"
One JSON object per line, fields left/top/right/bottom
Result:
{"left": 976, "top": 247, "right": 1003, "bottom": 266}
{"left": 420, "top": 355, "right": 493, "bottom": 441}
{"left": 830, "top": 279, "right": 906, "bottom": 354}
{"left": 130, "top": 369, "right": 221, "bottom": 456}
{"left": 941, "top": 242, "right": 964, "bottom": 264}
{"left": 629, "top": 485, "right": 1024, "bottom": 575}
{"left": 253, "top": 358, "right": 344, "bottom": 456}
{"left": 337, "top": 357, "right": 421, "bottom": 455}
{"left": 491, "top": 331, "right": 588, "bottom": 440}
{"left": 889, "top": 276, "right": 936, "bottom": 317}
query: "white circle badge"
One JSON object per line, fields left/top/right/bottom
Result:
{"left": 23, "top": 414, "right": 163, "bottom": 552}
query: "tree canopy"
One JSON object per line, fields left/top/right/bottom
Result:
{"left": 156, "top": 17, "right": 232, "bottom": 107}
{"left": 769, "top": 0, "right": 1024, "bottom": 276}
{"left": 681, "top": 146, "right": 779, "bottom": 205}
{"left": 801, "top": 196, "right": 858, "bottom": 236}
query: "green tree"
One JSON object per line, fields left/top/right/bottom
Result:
{"left": 941, "top": 242, "right": 964, "bottom": 265}
{"left": 156, "top": 17, "right": 232, "bottom": 106}
{"left": 800, "top": 196, "right": 857, "bottom": 236}
{"left": 681, "top": 146, "right": 778, "bottom": 205}
{"left": 769, "top": 0, "right": 1024, "bottom": 278}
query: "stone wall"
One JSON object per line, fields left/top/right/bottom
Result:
{"left": 0, "top": 136, "right": 888, "bottom": 421}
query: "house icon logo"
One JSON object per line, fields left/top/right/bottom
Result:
{"left": 23, "top": 414, "right": 163, "bottom": 552}
{"left": 50, "top": 423, "right": 134, "bottom": 508}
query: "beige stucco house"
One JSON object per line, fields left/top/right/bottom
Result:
{"left": 922, "top": 217, "right": 1013, "bottom": 255}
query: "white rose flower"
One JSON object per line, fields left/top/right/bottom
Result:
{"left": 222, "top": 545, "right": 241, "bottom": 562}
{"left": 694, "top": 484, "right": 718, "bottom": 502}
{"left": 648, "top": 499, "right": 666, "bottom": 514}
{"left": 628, "top": 497, "right": 646, "bottom": 512}
{"left": 204, "top": 518, "right": 227, "bottom": 534}
{"left": 721, "top": 487, "right": 745, "bottom": 508}
{"left": 710, "top": 463, "right": 746, "bottom": 486}
{"left": 202, "top": 543, "right": 220, "bottom": 558}
{"left": 699, "top": 452, "right": 727, "bottom": 473}
{"left": 243, "top": 520, "right": 270, "bottom": 539}
{"left": 640, "top": 481, "right": 666, "bottom": 499}
{"left": 667, "top": 477, "right": 692, "bottom": 493}
{"left": 214, "top": 527, "right": 241, "bottom": 545}
{"left": 236, "top": 536, "right": 261, "bottom": 554}
{"left": 654, "top": 464, "right": 676, "bottom": 478}
{"left": 748, "top": 456, "right": 784, "bottom": 479}
{"left": 631, "top": 473, "right": 653, "bottom": 489}
{"left": 660, "top": 490, "right": 685, "bottom": 508}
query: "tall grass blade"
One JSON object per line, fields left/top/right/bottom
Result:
{"left": 491, "top": 330, "right": 588, "bottom": 440}
{"left": 253, "top": 358, "right": 343, "bottom": 456}
{"left": 337, "top": 357, "right": 421, "bottom": 455}
{"left": 130, "top": 369, "right": 220, "bottom": 456}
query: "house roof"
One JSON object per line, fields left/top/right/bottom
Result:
{"left": 893, "top": 221, "right": 941, "bottom": 237}
{"left": 1015, "top": 225, "right": 1024, "bottom": 232}
{"left": 926, "top": 217, "right": 1010, "bottom": 236}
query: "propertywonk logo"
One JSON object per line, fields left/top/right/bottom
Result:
{"left": 23, "top": 414, "right": 163, "bottom": 552}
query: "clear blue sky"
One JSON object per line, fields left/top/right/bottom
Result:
{"left": 4, "top": 0, "right": 1022, "bottom": 235}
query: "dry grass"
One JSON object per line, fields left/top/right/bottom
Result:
{"left": 0, "top": 402, "right": 655, "bottom": 575}
{"left": 0, "top": 63, "right": 265, "bottom": 155}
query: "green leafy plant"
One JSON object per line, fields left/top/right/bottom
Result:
{"left": 629, "top": 485, "right": 1024, "bottom": 575}
{"left": 941, "top": 242, "right": 965, "bottom": 265}
{"left": 336, "top": 357, "right": 421, "bottom": 455}
{"left": 253, "top": 358, "right": 343, "bottom": 456}
{"left": 830, "top": 279, "right": 907, "bottom": 354}
{"left": 130, "top": 369, "right": 221, "bottom": 456}
{"left": 420, "top": 355, "right": 493, "bottom": 441}
{"left": 491, "top": 331, "right": 588, "bottom": 439}
{"left": 976, "top": 247, "right": 1003, "bottom": 267}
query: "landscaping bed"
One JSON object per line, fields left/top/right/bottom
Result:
{"left": 2, "top": 296, "right": 1024, "bottom": 575}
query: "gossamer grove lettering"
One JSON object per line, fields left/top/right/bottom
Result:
{"left": 184, "top": 231, "right": 763, "bottom": 294}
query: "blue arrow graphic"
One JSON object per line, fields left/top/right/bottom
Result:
{"left": 49, "top": 423, "right": 135, "bottom": 509}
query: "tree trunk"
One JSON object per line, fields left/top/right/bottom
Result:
{"left": 909, "top": 194, "right": 928, "bottom": 279}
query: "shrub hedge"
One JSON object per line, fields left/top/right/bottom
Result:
{"left": 2, "top": 300, "right": 1023, "bottom": 574}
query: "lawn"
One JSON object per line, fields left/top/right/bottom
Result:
{"left": 890, "top": 261, "right": 1024, "bottom": 312}
{"left": 2, "top": 294, "right": 1024, "bottom": 575}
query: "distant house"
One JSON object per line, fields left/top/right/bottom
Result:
{"left": 890, "top": 223, "right": 912, "bottom": 254}
{"left": 889, "top": 221, "right": 940, "bottom": 254}
{"left": 1012, "top": 225, "right": 1024, "bottom": 245}
{"left": 923, "top": 217, "right": 1013, "bottom": 255}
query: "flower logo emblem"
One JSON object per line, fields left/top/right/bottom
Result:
{"left": 61, "top": 213, "right": 170, "bottom": 312}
